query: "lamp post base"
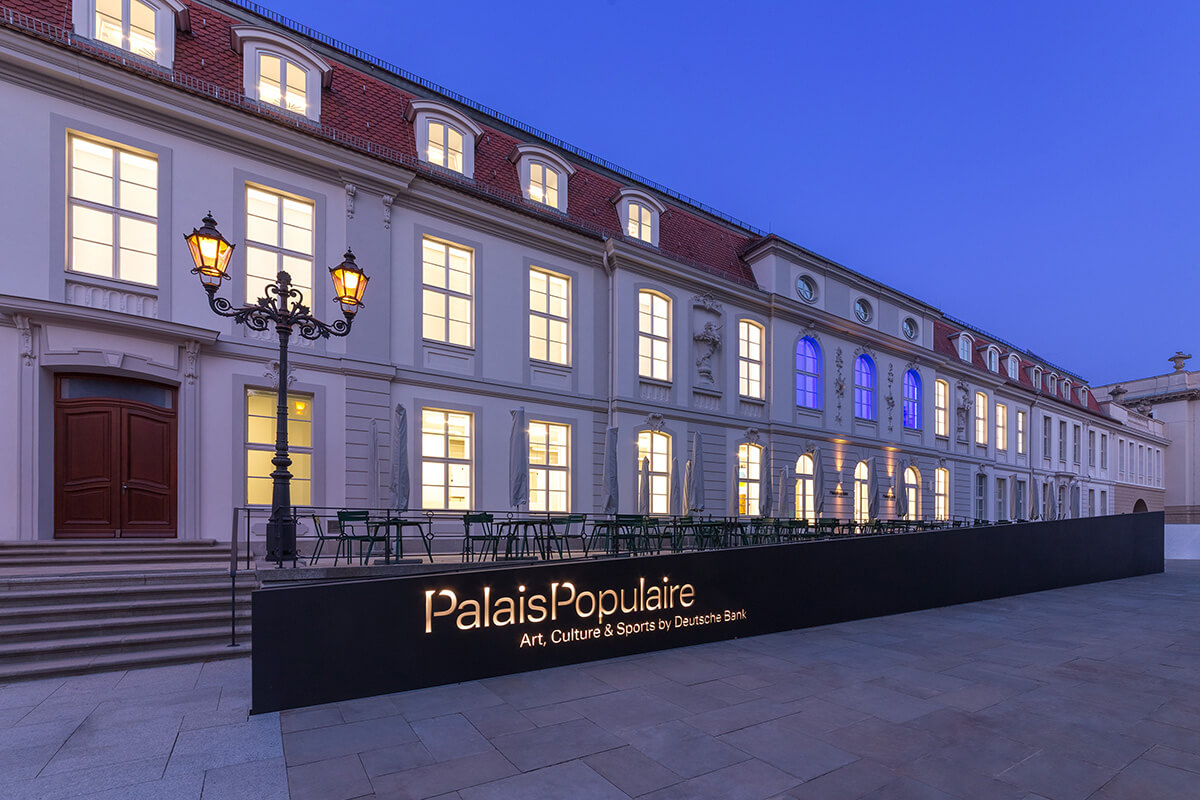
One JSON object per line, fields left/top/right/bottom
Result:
{"left": 266, "top": 516, "right": 297, "bottom": 566}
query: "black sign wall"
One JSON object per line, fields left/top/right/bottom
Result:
{"left": 252, "top": 513, "right": 1163, "bottom": 713}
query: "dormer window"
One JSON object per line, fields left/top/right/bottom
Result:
{"left": 983, "top": 346, "right": 1000, "bottom": 373}
{"left": 1048, "top": 374, "right": 1058, "bottom": 395}
{"left": 406, "top": 100, "right": 484, "bottom": 179}
{"left": 510, "top": 144, "right": 575, "bottom": 213}
{"left": 1079, "top": 386, "right": 1089, "bottom": 405}
{"left": 74, "top": 0, "right": 189, "bottom": 68}
{"left": 1063, "top": 379, "right": 1072, "bottom": 399}
{"left": 612, "top": 188, "right": 666, "bottom": 247}
{"left": 953, "top": 333, "right": 974, "bottom": 363}
{"left": 1031, "top": 366, "right": 1042, "bottom": 387}
{"left": 231, "top": 27, "right": 332, "bottom": 122}
{"left": 1007, "top": 354, "right": 1020, "bottom": 377}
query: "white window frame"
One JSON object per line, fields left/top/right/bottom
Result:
{"left": 795, "top": 453, "right": 816, "bottom": 523}
{"left": 1101, "top": 434, "right": 1108, "bottom": 469}
{"left": 975, "top": 392, "right": 988, "bottom": 446}
{"left": 406, "top": 100, "right": 484, "bottom": 178}
{"left": 1059, "top": 420, "right": 1068, "bottom": 462}
{"left": 738, "top": 319, "right": 765, "bottom": 399}
{"left": 510, "top": 144, "right": 575, "bottom": 213}
{"left": 1073, "top": 424, "right": 1081, "bottom": 465}
{"left": 934, "top": 467, "right": 949, "bottom": 521}
{"left": 529, "top": 421, "right": 570, "bottom": 513}
{"left": 995, "top": 403, "right": 1007, "bottom": 451}
{"left": 903, "top": 467, "right": 921, "bottom": 522}
{"left": 955, "top": 333, "right": 974, "bottom": 363}
{"left": 934, "top": 379, "right": 949, "bottom": 437}
{"left": 1017, "top": 410, "right": 1026, "bottom": 455}
{"left": 244, "top": 184, "right": 315, "bottom": 304}
{"left": 985, "top": 346, "right": 1000, "bottom": 373}
{"left": 737, "top": 443, "right": 763, "bottom": 517}
{"left": 246, "top": 388, "right": 312, "bottom": 506}
{"left": 1008, "top": 354, "right": 1020, "bottom": 378}
{"left": 1043, "top": 417, "right": 1053, "bottom": 460}
{"left": 421, "top": 237, "right": 474, "bottom": 348}
{"left": 1088, "top": 430, "right": 1096, "bottom": 468}
{"left": 74, "top": 0, "right": 188, "bottom": 67}
{"left": 637, "top": 431, "right": 672, "bottom": 515}
{"left": 853, "top": 461, "right": 870, "bottom": 524}
{"left": 529, "top": 267, "right": 570, "bottom": 366}
{"left": 637, "top": 290, "right": 671, "bottom": 382}
{"left": 231, "top": 27, "right": 332, "bottom": 121}
{"left": 420, "top": 408, "right": 473, "bottom": 510}
{"left": 612, "top": 188, "right": 665, "bottom": 247}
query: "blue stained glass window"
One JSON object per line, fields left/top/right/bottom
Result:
{"left": 902, "top": 369, "right": 921, "bottom": 430}
{"left": 795, "top": 337, "right": 821, "bottom": 409}
{"left": 854, "top": 355, "right": 875, "bottom": 420}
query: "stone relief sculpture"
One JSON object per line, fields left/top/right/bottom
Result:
{"left": 955, "top": 379, "right": 972, "bottom": 442}
{"left": 693, "top": 322, "right": 722, "bottom": 386}
{"left": 834, "top": 347, "right": 845, "bottom": 424}
{"left": 690, "top": 293, "right": 724, "bottom": 390}
{"left": 886, "top": 363, "right": 896, "bottom": 432}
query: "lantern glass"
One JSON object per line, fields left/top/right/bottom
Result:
{"left": 184, "top": 213, "right": 235, "bottom": 288}
{"left": 329, "top": 250, "right": 368, "bottom": 315}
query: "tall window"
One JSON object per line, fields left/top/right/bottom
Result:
{"left": 246, "top": 389, "right": 311, "bottom": 505}
{"left": 975, "top": 474, "right": 987, "bottom": 521}
{"left": 1017, "top": 410, "right": 1026, "bottom": 455}
{"left": 902, "top": 370, "right": 921, "bottom": 430}
{"left": 1139, "top": 445, "right": 1145, "bottom": 482}
{"left": 1101, "top": 489, "right": 1107, "bottom": 514}
{"left": 1088, "top": 489, "right": 1096, "bottom": 517}
{"left": 1119, "top": 439, "right": 1126, "bottom": 476}
{"left": 957, "top": 336, "right": 972, "bottom": 362}
{"left": 426, "top": 121, "right": 464, "bottom": 173}
{"left": 987, "top": 349, "right": 999, "bottom": 372}
{"left": 934, "top": 379, "right": 949, "bottom": 436}
{"left": 245, "top": 185, "right": 313, "bottom": 303}
{"left": 974, "top": 392, "right": 988, "bottom": 445}
{"left": 738, "top": 321, "right": 764, "bottom": 399}
{"left": 421, "top": 409, "right": 472, "bottom": 509}
{"left": 737, "top": 443, "right": 762, "bottom": 516}
{"left": 903, "top": 467, "right": 920, "bottom": 521}
{"left": 1015, "top": 480, "right": 1026, "bottom": 521}
{"left": 637, "top": 291, "right": 670, "bottom": 381}
{"left": 626, "top": 202, "right": 652, "bottom": 242}
{"left": 934, "top": 467, "right": 949, "bottom": 520}
{"left": 257, "top": 53, "right": 307, "bottom": 114}
{"left": 1043, "top": 417, "right": 1052, "bottom": 460}
{"left": 637, "top": 431, "right": 671, "bottom": 515}
{"left": 529, "top": 268, "right": 569, "bottom": 365}
{"left": 1059, "top": 421, "right": 1067, "bottom": 461}
{"left": 995, "top": 404, "right": 1007, "bottom": 451}
{"left": 529, "top": 421, "right": 569, "bottom": 512}
{"left": 995, "top": 478, "right": 1007, "bottom": 521}
{"left": 68, "top": 135, "right": 158, "bottom": 285}
{"left": 528, "top": 162, "right": 559, "bottom": 208}
{"left": 422, "top": 237, "right": 473, "bottom": 347}
{"left": 795, "top": 453, "right": 816, "bottom": 523}
{"left": 796, "top": 338, "right": 822, "bottom": 409}
{"left": 1073, "top": 425, "right": 1081, "bottom": 464}
{"left": 94, "top": 0, "right": 156, "bottom": 60}
{"left": 853, "top": 461, "right": 869, "bottom": 524}
{"left": 1088, "top": 431, "right": 1096, "bottom": 468}
{"left": 1101, "top": 434, "right": 1108, "bottom": 469}
{"left": 854, "top": 355, "right": 875, "bottom": 420}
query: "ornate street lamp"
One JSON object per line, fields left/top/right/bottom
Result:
{"left": 185, "top": 213, "right": 368, "bottom": 565}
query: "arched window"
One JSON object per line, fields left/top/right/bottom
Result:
{"left": 230, "top": 27, "right": 332, "bottom": 121}
{"left": 903, "top": 466, "right": 921, "bottom": 521}
{"left": 854, "top": 355, "right": 875, "bottom": 420}
{"left": 975, "top": 391, "right": 988, "bottom": 445}
{"left": 613, "top": 188, "right": 665, "bottom": 247}
{"left": 510, "top": 144, "right": 575, "bottom": 213}
{"left": 934, "top": 467, "right": 949, "bottom": 520}
{"left": 795, "top": 338, "right": 821, "bottom": 409}
{"left": 637, "top": 290, "right": 670, "bottom": 381}
{"left": 738, "top": 320, "right": 764, "bottom": 399}
{"left": 902, "top": 370, "right": 921, "bottom": 430}
{"left": 636, "top": 431, "right": 671, "bottom": 515}
{"left": 737, "top": 443, "right": 762, "bottom": 516}
{"left": 75, "top": 0, "right": 189, "bottom": 68}
{"left": 934, "top": 379, "right": 949, "bottom": 437}
{"left": 853, "top": 460, "right": 870, "bottom": 523}
{"left": 795, "top": 453, "right": 816, "bottom": 523}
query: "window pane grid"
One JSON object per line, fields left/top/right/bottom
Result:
{"left": 245, "top": 186, "right": 313, "bottom": 302}
{"left": 902, "top": 370, "right": 921, "bottom": 430}
{"left": 529, "top": 162, "right": 559, "bottom": 207}
{"left": 626, "top": 202, "right": 653, "bottom": 242}
{"left": 934, "top": 379, "right": 948, "bottom": 436}
{"left": 422, "top": 238, "right": 473, "bottom": 347}
{"left": 246, "top": 389, "right": 312, "bottom": 506}
{"left": 975, "top": 392, "right": 988, "bottom": 445}
{"left": 738, "top": 320, "right": 764, "bottom": 399}
{"left": 529, "top": 421, "right": 569, "bottom": 512}
{"left": 95, "top": 0, "right": 157, "bottom": 59}
{"left": 637, "top": 291, "right": 670, "bottom": 381}
{"left": 854, "top": 356, "right": 875, "bottom": 420}
{"left": 737, "top": 443, "right": 762, "bottom": 516}
{"left": 854, "top": 461, "right": 869, "bottom": 523}
{"left": 996, "top": 404, "right": 1008, "bottom": 451}
{"left": 795, "top": 338, "right": 821, "bottom": 409}
{"left": 795, "top": 454, "right": 815, "bottom": 522}
{"left": 935, "top": 468, "right": 949, "bottom": 520}
{"left": 257, "top": 53, "right": 307, "bottom": 114}
{"left": 421, "top": 409, "right": 472, "bottom": 510}
{"left": 529, "top": 268, "right": 569, "bottom": 365}
{"left": 637, "top": 431, "right": 671, "bottom": 515}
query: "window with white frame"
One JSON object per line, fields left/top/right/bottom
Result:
{"left": 1088, "top": 430, "right": 1096, "bottom": 468}
{"left": 613, "top": 188, "right": 665, "bottom": 247}
{"left": 406, "top": 100, "right": 484, "bottom": 178}
{"left": 738, "top": 320, "right": 764, "bottom": 399}
{"left": 1064, "top": 380, "right": 1072, "bottom": 400}
{"left": 975, "top": 473, "right": 987, "bottom": 521}
{"left": 1048, "top": 374, "right": 1058, "bottom": 395}
{"left": 1073, "top": 424, "right": 1081, "bottom": 464}
{"left": 68, "top": 135, "right": 158, "bottom": 286}
{"left": 1080, "top": 386, "right": 1089, "bottom": 405}
{"left": 510, "top": 144, "right": 574, "bottom": 213}
{"left": 853, "top": 461, "right": 870, "bottom": 523}
{"left": 627, "top": 202, "right": 652, "bottom": 241}
{"left": 1139, "top": 444, "right": 1145, "bottom": 482}
{"left": 796, "top": 338, "right": 822, "bottom": 410}
{"left": 245, "top": 185, "right": 313, "bottom": 303}
{"left": 246, "top": 389, "right": 311, "bottom": 505}
{"left": 737, "top": 444, "right": 762, "bottom": 516}
{"left": 637, "top": 431, "right": 671, "bottom": 515}
{"left": 1101, "top": 434, "right": 1108, "bottom": 469}
{"left": 995, "top": 403, "right": 1007, "bottom": 451}
{"left": 1015, "top": 480, "right": 1026, "bottom": 520}
{"left": 935, "top": 379, "right": 949, "bottom": 437}
{"left": 422, "top": 237, "right": 473, "bottom": 347}
{"left": 420, "top": 409, "right": 471, "bottom": 510}
{"left": 76, "top": 0, "right": 187, "bottom": 67}
{"left": 986, "top": 347, "right": 999, "bottom": 373}
{"left": 1033, "top": 367, "right": 1042, "bottom": 388}
{"left": 1088, "top": 489, "right": 1096, "bottom": 516}
{"left": 1059, "top": 421, "right": 1067, "bottom": 461}
{"left": 1017, "top": 410, "right": 1026, "bottom": 454}
{"left": 1101, "top": 489, "right": 1107, "bottom": 513}
{"left": 935, "top": 467, "right": 949, "bottom": 520}
{"left": 795, "top": 453, "right": 816, "bottom": 523}
{"left": 956, "top": 334, "right": 973, "bottom": 362}
{"left": 975, "top": 392, "right": 988, "bottom": 445}
{"left": 902, "top": 370, "right": 921, "bottom": 430}
{"left": 529, "top": 268, "right": 569, "bottom": 365}
{"left": 903, "top": 467, "right": 921, "bottom": 521}
{"left": 231, "top": 27, "right": 331, "bottom": 122}
{"left": 1043, "top": 417, "right": 1052, "bottom": 460}
{"left": 995, "top": 477, "right": 1007, "bottom": 521}
{"left": 427, "top": 121, "right": 463, "bottom": 172}
{"left": 528, "top": 421, "right": 569, "bottom": 512}
{"left": 257, "top": 53, "right": 307, "bottom": 115}
{"left": 1008, "top": 354, "right": 1020, "bottom": 377}
{"left": 637, "top": 290, "right": 670, "bottom": 381}
{"left": 854, "top": 355, "right": 876, "bottom": 420}
{"left": 1119, "top": 438, "right": 1126, "bottom": 476}
{"left": 529, "top": 163, "right": 559, "bottom": 208}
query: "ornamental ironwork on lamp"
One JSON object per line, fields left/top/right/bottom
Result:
{"left": 183, "top": 212, "right": 235, "bottom": 289}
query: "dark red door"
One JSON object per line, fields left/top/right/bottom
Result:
{"left": 55, "top": 375, "right": 177, "bottom": 538}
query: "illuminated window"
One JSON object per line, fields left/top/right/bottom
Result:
{"left": 737, "top": 443, "right": 762, "bottom": 517}
{"left": 257, "top": 53, "right": 307, "bottom": 114}
{"left": 637, "top": 431, "right": 671, "bottom": 515}
{"left": 854, "top": 355, "right": 875, "bottom": 420}
{"left": 421, "top": 409, "right": 471, "bottom": 510}
{"left": 627, "top": 202, "right": 653, "bottom": 242}
{"left": 853, "top": 461, "right": 869, "bottom": 523}
{"left": 934, "top": 379, "right": 949, "bottom": 437}
{"left": 94, "top": 0, "right": 157, "bottom": 59}
{"left": 974, "top": 392, "right": 988, "bottom": 445}
{"left": 245, "top": 185, "right": 313, "bottom": 303}
{"left": 902, "top": 370, "right": 921, "bottom": 430}
{"left": 422, "top": 237, "right": 473, "bottom": 347}
{"left": 529, "top": 268, "right": 569, "bottom": 365}
{"left": 638, "top": 290, "right": 670, "bottom": 381}
{"left": 796, "top": 338, "right": 822, "bottom": 409}
{"left": 995, "top": 404, "right": 1007, "bottom": 451}
{"left": 246, "top": 389, "right": 311, "bottom": 506}
{"left": 903, "top": 467, "right": 920, "bottom": 522}
{"left": 1017, "top": 410, "right": 1026, "bottom": 454}
{"left": 529, "top": 421, "right": 569, "bottom": 512}
{"left": 614, "top": 188, "right": 664, "bottom": 247}
{"left": 795, "top": 453, "right": 816, "bottom": 523}
{"left": 511, "top": 144, "right": 574, "bottom": 212}
{"left": 68, "top": 135, "right": 157, "bottom": 286}
{"left": 738, "top": 320, "right": 764, "bottom": 399}
{"left": 427, "top": 121, "right": 464, "bottom": 173}
{"left": 528, "top": 163, "right": 559, "bottom": 208}
{"left": 934, "top": 467, "right": 949, "bottom": 520}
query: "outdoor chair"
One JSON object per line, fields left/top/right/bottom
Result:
{"left": 461, "top": 512, "right": 498, "bottom": 562}
{"left": 337, "top": 510, "right": 388, "bottom": 564}
{"left": 543, "top": 514, "right": 586, "bottom": 559}
{"left": 309, "top": 514, "right": 347, "bottom": 565}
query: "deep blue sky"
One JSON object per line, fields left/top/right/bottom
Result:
{"left": 274, "top": 0, "right": 1198, "bottom": 385}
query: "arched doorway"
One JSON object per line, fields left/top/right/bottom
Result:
{"left": 1133, "top": 498, "right": 1148, "bottom": 513}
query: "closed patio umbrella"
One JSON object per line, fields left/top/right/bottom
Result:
{"left": 682, "top": 459, "right": 694, "bottom": 515}
{"left": 1030, "top": 477, "right": 1040, "bottom": 521}
{"left": 759, "top": 454, "right": 773, "bottom": 518}
{"left": 894, "top": 466, "right": 908, "bottom": 521}
{"left": 868, "top": 457, "right": 881, "bottom": 521}
{"left": 638, "top": 457, "right": 651, "bottom": 515}
{"left": 509, "top": 407, "right": 529, "bottom": 510}
{"left": 601, "top": 427, "right": 619, "bottom": 514}
{"left": 690, "top": 432, "right": 706, "bottom": 513}
{"left": 1010, "top": 474, "right": 1018, "bottom": 521}
{"left": 389, "top": 404, "right": 410, "bottom": 511}
{"left": 778, "top": 467, "right": 791, "bottom": 519}
{"left": 670, "top": 458, "right": 682, "bottom": 516}
{"left": 1047, "top": 481, "right": 1058, "bottom": 520}
{"left": 812, "top": 448, "right": 825, "bottom": 516}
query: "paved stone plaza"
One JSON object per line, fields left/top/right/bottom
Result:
{"left": 2, "top": 563, "right": 1199, "bottom": 799}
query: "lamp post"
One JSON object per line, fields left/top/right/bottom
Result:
{"left": 185, "top": 213, "right": 368, "bottom": 566}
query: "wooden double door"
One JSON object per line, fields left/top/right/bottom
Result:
{"left": 54, "top": 375, "right": 178, "bottom": 538}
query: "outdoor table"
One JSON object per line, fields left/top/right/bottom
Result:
{"left": 379, "top": 517, "right": 434, "bottom": 563}
{"left": 494, "top": 518, "right": 546, "bottom": 559}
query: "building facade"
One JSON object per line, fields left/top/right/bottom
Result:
{"left": 0, "top": 0, "right": 1168, "bottom": 542}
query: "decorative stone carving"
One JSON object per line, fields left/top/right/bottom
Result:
{"left": 886, "top": 363, "right": 896, "bottom": 432}
{"left": 834, "top": 347, "right": 845, "bottom": 424}
{"left": 693, "top": 322, "right": 722, "bottom": 386}
{"left": 797, "top": 323, "right": 820, "bottom": 345}
{"left": 638, "top": 381, "right": 669, "bottom": 403}
{"left": 382, "top": 194, "right": 394, "bottom": 229}
{"left": 264, "top": 359, "right": 296, "bottom": 390}
{"left": 1108, "top": 385, "right": 1128, "bottom": 404}
{"left": 645, "top": 412, "right": 665, "bottom": 432}
{"left": 183, "top": 340, "right": 201, "bottom": 385}
{"left": 955, "top": 379, "right": 972, "bottom": 442}
{"left": 345, "top": 183, "right": 357, "bottom": 219}
{"left": 13, "top": 314, "right": 34, "bottom": 366}
{"left": 690, "top": 291, "right": 724, "bottom": 389}
{"left": 65, "top": 281, "right": 158, "bottom": 318}
{"left": 691, "top": 292, "right": 723, "bottom": 314}
{"left": 1170, "top": 351, "right": 1192, "bottom": 372}
{"left": 692, "top": 392, "right": 720, "bottom": 412}
{"left": 743, "top": 427, "right": 762, "bottom": 445}
{"left": 738, "top": 400, "right": 765, "bottom": 419}
{"left": 853, "top": 343, "right": 877, "bottom": 360}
